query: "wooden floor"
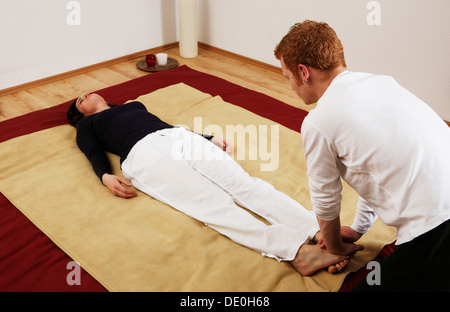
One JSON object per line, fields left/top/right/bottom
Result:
{"left": 0, "top": 46, "right": 311, "bottom": 122}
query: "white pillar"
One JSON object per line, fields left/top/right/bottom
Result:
{"left": 178, "top": 0, "right": 198, "bottom": 58}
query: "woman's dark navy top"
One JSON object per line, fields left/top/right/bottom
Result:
{"left": 76, "top": 101, "right": 211, "bottom": 180}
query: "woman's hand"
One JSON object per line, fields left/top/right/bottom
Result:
{"left": 211, "top": 136, "right": 233, "bottom": 155}
{"left": 102, "top": 174, "right": 137, "bottom": 198}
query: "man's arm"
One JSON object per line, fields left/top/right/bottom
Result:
{"left": 302, "top": 120, "right": 363, "bottom": 255}
{"left": 350, "top": 196, "right": 378, "bottom": 235}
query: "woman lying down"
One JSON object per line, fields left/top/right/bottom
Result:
{"left": 67, "top": 92, "right": 355, "bottom": 276}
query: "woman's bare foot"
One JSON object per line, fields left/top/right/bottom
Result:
{"left": 290, "top": 243, "right": 350, "bottom": 276}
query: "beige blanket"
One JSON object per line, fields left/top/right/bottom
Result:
{"left": 0, "top": 83, "right": 396, "bottom": 291}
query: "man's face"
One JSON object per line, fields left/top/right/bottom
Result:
{"left": 281, "top": 58, "right": 305, "bottom": 102}
{"left": 281, "top": 58, "right": 319, "bottom": 105}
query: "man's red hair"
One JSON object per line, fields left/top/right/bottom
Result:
{"left": 275, "top": 20, "right": 346, "bottom": 79}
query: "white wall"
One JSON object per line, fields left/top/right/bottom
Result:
{"left": 0, "top": 0, "right": 177, "bottom": 90}
{"left": 1, "top": 0, "right": 449, "bottom": 121}
{"left": 197, "top": 0, "right": 450, "bottom": 121}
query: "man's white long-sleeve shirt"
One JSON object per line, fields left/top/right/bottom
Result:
{"left": 301, "top": 70, "right": 450, "bottom": 245}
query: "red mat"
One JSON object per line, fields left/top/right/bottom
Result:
{"left": 0, "top": 65, "right": 392, "bottom": 291}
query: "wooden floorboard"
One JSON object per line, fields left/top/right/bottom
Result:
{"left": 2, "top": 46, "right": 447, "bottom": 126}
{"left": 0, "top": 46, "right": 309, "bottom": 122}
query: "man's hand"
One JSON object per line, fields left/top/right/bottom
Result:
{"left": 318, "top": 226, "right": 363, "bottom": 248}
{"left": 317, "top": 216, "right": 364, "bottom": 256}
{"left": 337, "top": 241, "right": 365, "bottom": 256}
{"left": 211, "top": 136, "right": 233, "bottom": 155}
{"left": 102, "top": 174, "right": 137, "bottom": 198}
{"left": 341, "top": 226, "right": 363, "bottom": 243}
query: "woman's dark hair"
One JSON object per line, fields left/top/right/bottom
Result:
{"left": 67, "top": 97, "right": 117, "bottom": 127}
{"left": 67, "top": 99, "right": 84, "bottom": 127}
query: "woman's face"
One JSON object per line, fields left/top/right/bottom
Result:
{"left": 75, "top": 93, "right": 107, "bottom": 116}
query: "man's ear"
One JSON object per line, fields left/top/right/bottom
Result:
{"left": 298, "top": 64, "right": 310, "bottom": 83}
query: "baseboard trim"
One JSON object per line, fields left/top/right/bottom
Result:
{"left": 0, "top": 41, "right": 282, "bottom": 98}
{"left": 0, "top": 42, "right": 179, "bottom": 97}
{"left": 1, "top": 42, "right": 448, "bottom": 128}
{"left": 198, "top": 42, "right": 281, "bottom": 74}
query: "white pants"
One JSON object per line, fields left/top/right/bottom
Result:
{"left": 122, "top": 127, "right": 319, "bottom": 261}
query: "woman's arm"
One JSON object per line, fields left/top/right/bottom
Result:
{"left": 77, "top": 120, "right": 137, "bottom": 198}
{"left": 76, "top": 120, "right": 112, "bottom": 180}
